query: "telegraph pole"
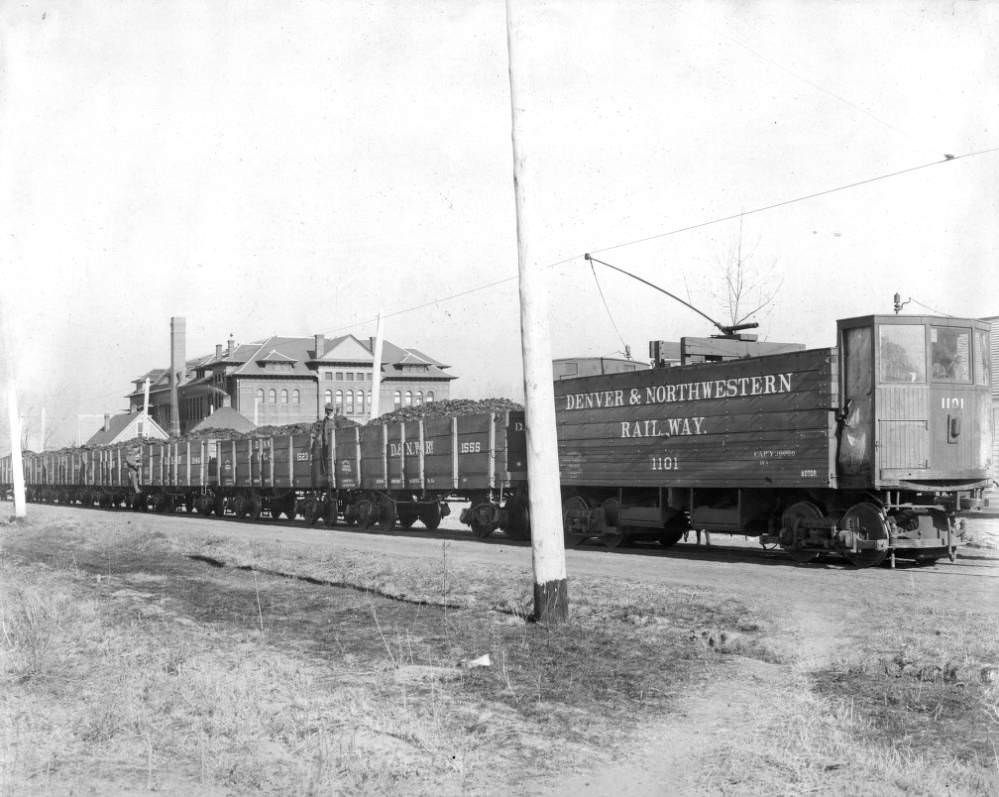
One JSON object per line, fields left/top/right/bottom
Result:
{"left": 369, "top": 313, "right": 384, "bottom": 421}
{"left": 0, "top": 301, "right": 26, "bottom": 518}
{"left": 505, "top": 0, "right": 568, "bottom": 623}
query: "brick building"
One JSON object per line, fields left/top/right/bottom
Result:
{"left": 128, "top": 324, "right": 457, "bottom": 435}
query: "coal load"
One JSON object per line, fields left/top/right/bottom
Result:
{"left": 373, "top": 397, "right": 523, "bottom": 424}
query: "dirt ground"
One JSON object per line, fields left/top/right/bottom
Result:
{"left": 2, "top": 502, "right": 997, "bottom": 795}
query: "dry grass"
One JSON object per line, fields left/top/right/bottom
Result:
{"left": 1, "top": 509, "right": 998, "bottom": 795}
{"left": 0, "top": 517, "right": 743, "bottom": 795}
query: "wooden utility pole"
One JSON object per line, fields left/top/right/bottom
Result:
{"left": 0, "top": 301, "right": 26, "bottom": 518}
{"left": 505, "top": 0, "right": 568, "bottom": 623}
{"left": 141, "top": 378, "right": 151, "bottom": 438}
{"left": 6, "top": 385, "right": 26, "bottom": 518}
{"left": 369, "top": 313, "right": 384, "bottom": 421}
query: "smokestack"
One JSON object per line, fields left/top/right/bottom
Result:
{"left": 314, "top": 334, "right": 325, "bottom": 358}
{"left": 227, "top": 334, "right": 236, "bottom": 356}
{"left": 215, "top": 343, "right": 223, "bottom": 359}
{"left": 104, "top": 413, "right": 111, "bottom": 433}
{"left": 170, "top": 316, "right": 186, "bottom": 437}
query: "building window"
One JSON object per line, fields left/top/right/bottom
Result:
{"left": 366, "top": 391, "right": 372, "bottom": 410}
{"left": 324, "top": 371, "right": 333, "bottom": 381}
{"left": 324, "top": 389, "right": 333, "bottom": 407}
{"left": 427, "top": 391, "right": 435, "bottom": 403}
{"left": 358, "top": 391, "right": 365, "bottom": 414}
{"left": 292, "top": 389, "right": 301, "bottom": 404}
{"left": 335, "top": 371, "right": 344, "bottom": 380}
{"left": 346, "top": 390, "right": 354, "bottom": 414}
{"left": 346, "top": 372, "right": 354, "bottom": 381}
{"left": 404, "top": 391, "right": 412, "bottom": 407}
{"left": 268, "top": 389, "right": 277, "bottom": 404}
{"left": 415, "top": 391, "right": 423, "bottom": 406}
{"left": 393, "top": 391, "right": 401, "bottom": 409}
{"left": 280, "top": 389, "right": 289, "bottom": 405}
{"left": 335, "top": 390, "right": 343, "bottom": 412}
{"left": 256, "top": 388, "right": 264, "bottom": 404}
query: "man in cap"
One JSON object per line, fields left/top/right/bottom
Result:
{"left": 319, "top": 402, "right": 336, "bottom": 476}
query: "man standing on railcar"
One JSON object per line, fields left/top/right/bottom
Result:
{"left": 125, "top": 444, "right": 142, "bottom": 495}
{"left": 319, "top": 402, "right": 335, "bottom": 477}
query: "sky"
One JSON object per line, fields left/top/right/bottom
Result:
{"left": 1, "top": 0, "right": 997, "bottom": 449}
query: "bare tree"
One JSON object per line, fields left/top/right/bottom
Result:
{"left": 19, "top": 409, "right": 50, "bottom": 451}
{"left": 689, "top": 216, "right": 783, "bottom": 331}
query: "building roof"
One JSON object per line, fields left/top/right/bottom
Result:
{"left": 190, "top": 407, "right": 256, "bottom": 434}
{"left": 85, "top": 412, "right": 169, "bottom": 446}
{"left": 130, "top": 332, "right": 458, "bottom": 393}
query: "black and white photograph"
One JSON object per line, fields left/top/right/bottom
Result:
{"left": 1, "top": 1, "right": 997, "bottom": 794}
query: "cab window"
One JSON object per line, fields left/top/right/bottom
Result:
{"left": 930, "top": 326, "right": 970, "bottom": 382}
{"left": 975, "top": 330, "right": 990, "bottom": 386}
{"left": 879, "top": 325, "right": 925, "bottom": 383}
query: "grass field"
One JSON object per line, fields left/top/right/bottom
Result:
{"left": 1, "top": 509, "right": 997, "bottom": 795}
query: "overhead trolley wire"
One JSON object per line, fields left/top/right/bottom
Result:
{"left": 314, "top": 145, "right": 998, "bottom": 337}
{"left": 588, "top": 258, "right": 629, "bottom": 351}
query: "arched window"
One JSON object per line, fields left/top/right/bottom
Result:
{"left": 335, "top": 390, "right": 343, "bottom": 412}
{"left": 280, "top": 389, "right": 289, "bottom": 405}
{"left": 323, "top": 389, "right": 333, "bottom": 407}
{"left": 268, "top": 389, "right": 277, "bottom": 404}
{"left": 358, "top": 391, "right": 365, "bottom": 414}
{"left": 393, "top": 391, "right": 401, "bottom": 409}
{"left": 255, "top": 388, "right": 264, "bottom": 404}
{"left": 292, "top": 389, "right": 301, "bottom": 405}
{"left": 426, "top": 391, "right": 435, "bottom": 403}
{"left": 346, "top": 390, "right": 354, "bottom": 414}
{"left": 404, "top": 391, "right": 412, "bottom": 407}
{"left": 415, "top": 391, "right": 423, "bottom": 406}
{"left": 367, "top": 391, "right": 372, "bottom": 411}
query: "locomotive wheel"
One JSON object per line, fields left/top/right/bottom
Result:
{"left": 396, "top": 508, "right": 418, "bottom": 529}
{"left": 356, "top": 498, "right": 377, "bottom": 529}
{"left": 562, "top": 495, "right": 592, "bottom": 547}
{"left": 419, "top": 502, "right": 443, "bottom": 531}
{"left": 273, "top": 492, "right": 297, "bottom": 521}
{"left": 231, "top": 494, "right": 248, "bottom": 519}
{"left": 781, "top": 501, "right": 823, "bottom": 563}
{"left": 839, "top": 501, "right": 889, "bottom": 568}
{"left": 660, "top": 510, "right": 689, "bottom": 547}
{"left": 502, "top": 496, "right": 530, "bottom": 541}
{"left": 246, "top": 496, "right": 262, "bottom": 522}
{"left": 374, "top": 495, "right": 396, "bottom": 531}
{"left": 602, "top": 528, "right": 627, "bottom": 548}
{"left": 322, "top": 497, "right": 339, "bottom": 527}
{"left": 302, "top": 497, "right": 321, "bottom": 526}
{"left": 660, "top": 527, "right": 685, "bottom": 547}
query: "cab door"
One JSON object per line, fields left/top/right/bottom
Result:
{"left": 928, "top": 324, "right": 988, "bottom": 475}
{"left": 874, "top": 321, "right": 930, "bottom": 480}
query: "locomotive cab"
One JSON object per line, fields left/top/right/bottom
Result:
{"left": 837, "top": 314, "right": 992, "bottom": 499}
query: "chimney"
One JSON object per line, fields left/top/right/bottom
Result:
{"left": 314, "top": 334, "right": 325, "bottom": 358}
{"left": 227, "top": 334, "right": 236, "bottom": 357}
{"left": 103, "top": 413, "right": 111, "bottom": 433}
{"left": 170, "top": 316, "right": 186, "bottom": 437}
{"left": 215, "top": 343, "right": 223, "bottom": 359}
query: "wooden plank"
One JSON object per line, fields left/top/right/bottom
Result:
{"left": 333, "top": 427, "right": 360, "bottom": 489}
{"left": 554, "top": 348, "right": 837, "bottom": 489}
{"left": 681, "top": 337, "right": 805, "bottom": 361}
